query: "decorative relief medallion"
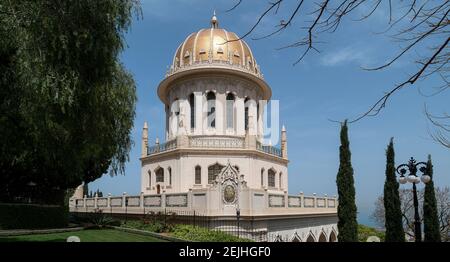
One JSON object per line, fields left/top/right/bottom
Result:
{"left": 223, "top": 185, "right": 236, "bottom": 204}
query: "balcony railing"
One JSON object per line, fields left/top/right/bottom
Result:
{"left": 166, "top": 59, "right": 263, "bottom": 79}
{"left": 147, "top": 139, "right": 177, "bottom": 155}
{"left": 256, "top": 141, "right": 282, "bottom": 157}
{"left": 189, "top": 136, "right": 244, "bottom": 149}
{"left": 145, "top": 136, "right": 283, "bottom": 158}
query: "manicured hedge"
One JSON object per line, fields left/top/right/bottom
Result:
{"left": 172, "top": 224, "right": 252, "bottom": 242}
{"left": 0, "top": 203, "right": 68, "bottom": 229}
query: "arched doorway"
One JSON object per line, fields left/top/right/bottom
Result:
{"left": 318, "top": 232, "right": 327, "bottom": 242}
{"left": 306, "top": 234, "right": 315, "bottom": 242}
{"left": 329, "top": 231, "right": 337, "bottom": 242}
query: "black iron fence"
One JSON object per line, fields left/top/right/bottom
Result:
{"left": 72, "top": 208, "right": 268, "bottom": 241}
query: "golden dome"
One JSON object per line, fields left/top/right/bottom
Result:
{"left": 158, "top": 13, "right": 271, "bottom": 105}
{"left": 166, "top": 14, "right": 262, "bottom": 79}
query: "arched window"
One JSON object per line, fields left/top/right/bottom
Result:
{"left": 268, "top": 169, "right": 276, "bottom": 187}
{"left": 195, "top": 166, "right": 201, "bottom": 184}
{"left": 148, "top": 171, "right": 151, "bottom": 187}
{"left": 329, "top": 231, "right": 337, "bottom": 242}
{"left": 244, "top": 97, "right": 249, "bottom": 131}
{"left": 207, "top": 92, "right": 216, "bottom": 128}
{"left": 155, "top": 167, "right": 164, "bottom": 183}
{"left": 189, "top": 93, "right": 195, "bottom": 129}
{"left": 208, "top": 163, "right": 224, "bottom": 184}
{"left": 226, "top": 93, "right": 235, "bottom": 129}
{"left": 319, "top": 232, "right": 327, "bottom": 242}
{"left": 257, "top": 101, "right": 260, "bottom": 122}
{"left": 168, "top": 167, "right": 172, "bottom": 186}
{"left": 173, "top": 98, "right": 180, "bottom": 117}
{"left": 260, "top": 168, "right": 264, "bottom": 187}
{"left": 306, "top": 234, "right": 315, "bottom": 242}
{"left": 279, "top": 172, "right": 283, "bottom": 189}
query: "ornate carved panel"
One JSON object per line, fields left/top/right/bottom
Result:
{"left": 127, "top": 196, "right": 140, "bottom": 207}
{"left": 76, "top": 199, "right": 84, "bottom": 207}
{"left": 288, "top": 196, "right": 301, "bottom": 207}
{"left": 268, "top": 194, "right": 285, "bottom": 207}
{"left": 189, "top": 136, "right": 244, "bottom": 148}
{"left": 327, "top": 199, "right": 336, "bottom": 208}
{"left": 110, "top": 197, "right": 122, "bottom": 207}
{"left": 317, "top": 198, "right": 326, "bottom": 207}
{"left": 86, "top": 199, "right": 94, "bottom": 207}
{"left": 144, "top": 195, "right": 161, "bottom": 207}
{"left": 166, "top": 194, "right": 188, "bottom": 207}
{"left": 97, "top": 198, "right": 107, "bottom": 207}
{"left": 303, "top": 197, "right": 315, "bottom": 208}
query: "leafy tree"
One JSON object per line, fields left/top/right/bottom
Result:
{"left": 383, "top": 138, "right": 404, "bottom": 242}
{"left": 336, "top": 120, "right": 358, "bottom": 241}
{"left": 372, "top": 187, "right": 450, "bottom": 241}
{"left": 423, "top": 155, "right": 441, "bottom": 242}
{"left": 0, "top": 1, "right": 140, "bottom": 204}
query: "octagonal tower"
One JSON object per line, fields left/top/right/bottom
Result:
{"left": 141, "top": 14, "right": 288, "bottom": 215}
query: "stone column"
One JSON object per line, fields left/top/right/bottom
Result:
{"left": 216, "top": 92, "right": 225, "bottom": 135}
{"left": 281, "top": 125, "right": 288, "bottom": 159}
{"left": 140, "top": 192, "right": 144, "bottom": 208}
{"left": 122, "top": 192, "right": 127, "bottom": 209}
{"left": 284, "top": 190, "right": 288, "bottom": 208}
{"left": 313, "top": 193, "right": 317, "bottom": 208}
{"left": 94, "top": 193, "right": 98, "bottom": 208}
{"left": 299, "top": 191, "right": 304, "bottom": 208}
{"left": 235, "top": 97, "right": 245, "bottom": 136}
{"left": 195, "top": 91, "right": 203, "bottom": 135}
{"left": 107, "top": 193, "right": 111, "bottom": 208}
{"left": 141, "top": 122, "right": 148, "bottom": 158}
{"left": 161, "top": 192, "right": 166, "bottom": 208}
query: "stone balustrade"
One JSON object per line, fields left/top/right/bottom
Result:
{"left": 69, "top": 191, "right": 337, "bottom": 216}
{"left": 146, "top": 135, "right": 283, "bottom": 159}
{"left": 166, "top": 59, "right": 263, "bottom": 79}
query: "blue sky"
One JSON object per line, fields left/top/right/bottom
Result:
{"left": 90, "top": 0, "right": 450, "bottom": 226}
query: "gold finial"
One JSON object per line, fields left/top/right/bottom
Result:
{"left": 211, "top": 10, "right": 218, "bottom": 29}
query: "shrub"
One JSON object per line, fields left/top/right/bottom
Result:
{"left": 0, "top": 203, "right": 68, "bottom": 229}
{"left": 72, "top": 209, "right": 121, "bottom": 228}
{"left": 123, "top": 219, "right": 171, "bottom": 233}
{"left": 172, "top": 224, "right": 252, "bottom": 242}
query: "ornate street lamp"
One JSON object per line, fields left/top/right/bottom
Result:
{"left": 396, "top": 157, "right": 431, "bottom": 242}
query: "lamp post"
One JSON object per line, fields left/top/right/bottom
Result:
{"left": 236, "top": 208, "right": 240, "bottom": 238}
{"left": 123, "top": 192, "right": 128, "bottom": 224}
{"left": 396, "top": 157, "right": 431, "bottom": 242}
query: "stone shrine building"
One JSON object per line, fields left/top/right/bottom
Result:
{"left": 71, "top": 13, "right": 338, "bottom": 242}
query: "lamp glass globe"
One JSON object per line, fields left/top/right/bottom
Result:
{"left": 407, "top": 175, "right": 416, "bottom": 183}
{"left": 421, "top": 175, "right": 431, "bottom": 184}
{"left": 399, "top": 176, "right": 407, "bottom": 184}
{"left": 414, "top": 176, "right": 421, "bottom": 184}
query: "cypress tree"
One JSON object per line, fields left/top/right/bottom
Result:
{"left": 383, "top": 138, "right": 405, "bottom": 242}
{"left": 336, "top": 120, "right": 358, "bottom": 242}
{"left": 423, "top": 155, "right": 441, "bottom": 242}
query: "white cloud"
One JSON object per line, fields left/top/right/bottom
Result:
{"left": 320, "top": 47, "right": 371, "bottom": 67}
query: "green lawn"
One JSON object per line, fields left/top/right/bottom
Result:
{"left": 0, "top": 229, "right": 168, "bottom": 242}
